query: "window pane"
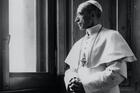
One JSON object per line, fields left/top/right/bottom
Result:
{"left": 9, "top": 0, "right": 37, "bottom": 72}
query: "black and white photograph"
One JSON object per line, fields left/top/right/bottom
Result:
{"left": 0, "top": 0, "right": 139, "bottom": 93}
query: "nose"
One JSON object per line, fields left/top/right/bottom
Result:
{"left": 75, "top": 16, "right": 80, "bottom": 23}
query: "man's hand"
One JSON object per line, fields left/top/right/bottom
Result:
{"left": 67, "top": 77, "right": 85, "bottom": 93}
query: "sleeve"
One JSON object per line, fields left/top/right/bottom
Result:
{"left": 81, "top": 61, "right": 126, "bottom": 92}
{"left": 65, "top": 38, "right": 84, "bottom": 69}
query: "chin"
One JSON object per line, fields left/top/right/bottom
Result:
{"left": 79, "top": 26, "right": 86, "bottom": 31}
{"left": 79, "top": 27, "right": 83, "bottom": 30}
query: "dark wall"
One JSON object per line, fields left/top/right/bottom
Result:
{"left": 132, "top": 0, "right": 140, "bottom": 92}
{"left": 0, "top": 0, "right": 9, "bottom": 90}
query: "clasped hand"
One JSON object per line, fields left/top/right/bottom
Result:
{"left": 67, "top": 77, "right": 85, "bottom": 93}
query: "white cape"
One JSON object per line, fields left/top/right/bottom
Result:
{"left": 65, "top": 28, "right": 137, "bottom": 69}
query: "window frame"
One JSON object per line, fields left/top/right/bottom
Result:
{"left": 0, "top": 0, "right": 9, "bottom": 90}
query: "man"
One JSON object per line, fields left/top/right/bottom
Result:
{"left": 64, "top": 0, "right": 137, "bottom": 93}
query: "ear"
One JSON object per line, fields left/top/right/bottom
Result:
{"left": 90, "top": 11, "right": 95, "bottom": 18}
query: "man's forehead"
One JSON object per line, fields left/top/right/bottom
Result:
{"left": 77, "top": 2, "right": 89, "bottom": 14}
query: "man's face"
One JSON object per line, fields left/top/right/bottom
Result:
{"left": 75, "top": 5, "right": 94, "bottom": 30}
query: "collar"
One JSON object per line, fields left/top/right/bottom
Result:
{"left": 86, "top": 24, "right": 102, "bottom": 36}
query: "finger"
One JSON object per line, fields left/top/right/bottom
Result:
{"left": 68, "top": 81, "right": 75, "bottom": 86}
{"left": 69, "top": 77, "right": 79, "bottom": 82}
{"left": 69, "top": 80, "right": 78, "bottom": 85}
{"left": 69, "top": 78, "right": 74, "bottom": 83}
{"left": 69, "top": 83, "right": 85, "bottom": 93}
{"left": 69, "top": 79, "right": 76, "bottom": 84}
{"left": 73, "top": 81, "right": 82, "bottom": 85}
{"left": 69, "top": 81, "right": 82, "bottom": 88}
{"left": 68, "top": 85, "right": 77, "bottom": 92}
{"left": 74, "top": 83, "right": 84, "bottom": 91}
{"left": 70, "top": 83, "right": 78, "bottom": 88}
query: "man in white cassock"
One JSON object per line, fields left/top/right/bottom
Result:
{"left": 64, "top": 0, "right": 137, "bottom": 93}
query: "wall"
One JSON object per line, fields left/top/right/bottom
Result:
{"left": 132, "top": 0, "right": 140, "bottom": 92}
{"left": 0, "top": 0, "right": 9, "bottom": 90}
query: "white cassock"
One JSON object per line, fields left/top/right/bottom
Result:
{"left": 64, "top": 24, "right": 137, "bottom": 93}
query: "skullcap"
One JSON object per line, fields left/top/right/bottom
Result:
{"left": 87, "top": 0, "right": 103, "bottom": 12}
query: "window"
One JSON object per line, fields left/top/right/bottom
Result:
{"left": 1, "top": 0, "right": 57, "bottom": 91}
{"left": 9, "top": 0, "right": 50, "bottom": 72}
{"left": 9, "top": 0, "right": 37, "bottom": 72}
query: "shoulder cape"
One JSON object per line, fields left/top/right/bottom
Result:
{"left": 65, "top": 28, "right": 137, "bottom": 69}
